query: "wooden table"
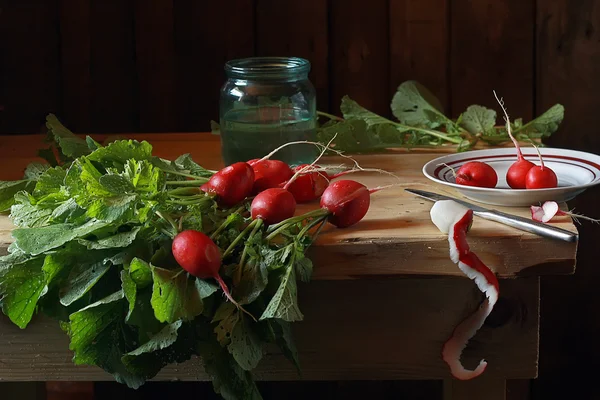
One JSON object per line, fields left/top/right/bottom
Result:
{"left": 0, "top": 133, "right": 579, "bottom": 400}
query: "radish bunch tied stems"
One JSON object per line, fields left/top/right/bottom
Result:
{"left": 0, "top": 115, "right": 385, "bottom": 400}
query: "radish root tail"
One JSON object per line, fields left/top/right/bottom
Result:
{"left": 214, "top": 274, "right": 257, "bottom": 322}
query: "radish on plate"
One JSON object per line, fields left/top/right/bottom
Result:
{"left": 430, "top": 200, "right": 499, "bottom": 380}
{"left": 493, "top": 91, "right": 535, "bottom": 189}
{"left": 454, "top": 161, "right": 498, "bottom": 188}
{"left": 525, "top": 145, "right": 558, "bottom": 189}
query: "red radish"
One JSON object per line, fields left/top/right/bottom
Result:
{"left": 320, "top": 180, "right": 372, "bottom": 228}
{"left": 283, "top": 164, "right": 330, "bottom": 203}
{"left": 531, "top": 200, "right": 600, "bottom": 224}
{"left": 249, "top": 159, "right": 293, "bottom": 194}
{"left": 251, "top": 188, "right": 296, "bottom": 225}
{"left": 454, "top": 161, "right": 498, "bottom": 188}
{"left": 200, "top": 182, "right": 209, "bottom": 192}
{"left": 525, "top": 145, "right": 557, "bottom": 189}
{"left": 172, "top": 230, "right": 254, "bottom": 319}
{"left": 430, "top": 200, "right": 499, "bottom": 380}
{"left": 203, "top": 162, "right": 255, "bottom": 207}
{"left": 493, "top": 91, "right": 535, "bottom": 189}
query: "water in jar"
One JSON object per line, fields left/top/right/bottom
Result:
{"left": 220, "top": 106, "right": 319, "bottom": 166}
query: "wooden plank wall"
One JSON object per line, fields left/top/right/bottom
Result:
{"left": 2, "top": 1, "right": 600, "bottom": 400}
{"left": 0, "top": 0, "right": 543, "bottom": 135}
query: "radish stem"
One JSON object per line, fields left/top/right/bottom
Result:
{"left": 210, "top": 206, "right": 246, "bottom": 240}
{"left": 493, "top": 90, "right": 523, "bottom": 160}
{"left": 532, "top": 142, "right": 545, "bottom": 169}
{"left": 214, "top": 274, "right": 257, "bottom": 322}
{"left": 235, "top": 219, "right": 263, "bottom": 285}
{"left": 222, "top": 219, "right": 258, "bottom": 259}
{"left": 317, "top": 111, "right": 344, "bottom": 121}
{"left": 166, "top": 179, "right": 210, "bottom": 186}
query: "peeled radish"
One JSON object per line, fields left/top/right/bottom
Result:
{"left": 430, "top": 200, "right": 499, "bottom": 381}
{"left": 531, "top": 200, "right": 600, "bottom": 224}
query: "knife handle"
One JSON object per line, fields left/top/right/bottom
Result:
{"left": 476, "top": 210, "right": 579, "bottom": 243}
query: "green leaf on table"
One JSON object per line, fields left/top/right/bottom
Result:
{"left": 150, "top": 266, "right": 203, "bottom": 323}
{"left": 391, "top": 80, "right": 449, "bottom": 127}
{"left": 459, "top": 105, "right": 497, "bottom": 135}
{"left": 124, "top": 160, "right": 163, "bottom": 194}
{"left": 59, "top": 260, "right": 112, "bottom": 306}
{"left": 129, "top": 257, "right": 153, "bottom": 289}
{"left": 213, "top": 302, "right": 239, "bottom": 346}
{"left": 514, "top": 103, "right": 565, "bottom": 137}
{"left": 32, "top": 167, "right": 67, "bottom": 200}
{"left": 23, "top": 163, "right": 51, "bottom": 180}
{"left": 121, "top": 266, "right": 163, "bottom": 340}
{"left": 175, "top": 154, "right": 214, "bottom": 178}
{"left": 86, "top": 194, "right": 138, "bottom": 223}
{"left": 228, "top": 313, "right": 263, "bottom": 371}
{"left": 341, "top": 96, "right": 407, "bottom": 132}
{"left": 121, "top": 320, "right": 196, "bottom": 381}
{"left": 62, "top": 290, "right": 145, "bottom": 389}
{"left": 269, "top": 318, "right": 300, "bottom": 374}
{"left": 0, "top": 253, "right": 63, "bottom": 328}
{"left": 86, "top": 136, "right": 102, "bottom": 151}
{"left": 294, "top": 254, "right": 313, "bottom": 283}
{"left": 50, "top": 198, "right": 86, "bottom": 223}
{"left": 260, "top": 264, "right": 303, "bottom": 322}
{"left": 37, "top": 147, "right": 60, "bottom": 167}
{"left": 0, "top": 180, "right": 34, "bottom": 212}
{"left": 99, "top": 174, "right": 136, "bottom": 195}
{"left": 12, "top": 219, "right": 109, "bottom": 255}
{"left": 87, "top": 140, "right": 153, "bottom": 168}
{"left": 46, "top": 114, "right": 91, "bottom": 159}
{"left": 121, "top": 270, "right": 137, "bottom": 321}
{"left": 10, "top": 194, "right": 53, "bottom": 228}
{"left": 196, "top": 278, "right": 218, "bottom": 299}
{"left": 78, "top": 227, "right": 141, "bottom": 250}
{"left": 197, "top": 326, "right": 263, "bottom": 400}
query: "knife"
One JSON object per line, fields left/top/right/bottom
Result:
{"left": 405, "top": 188, "right": 579, "bottom": 243}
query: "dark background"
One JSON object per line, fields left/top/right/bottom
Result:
{"left": 2, "top": 0, "right": 600, "bottom": 399}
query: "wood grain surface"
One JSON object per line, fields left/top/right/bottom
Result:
{"left": 0, "top": 277, "right": 539, "bottom": 381}
{"left": 0, "top": 134, "right": 578, "bottom": 279}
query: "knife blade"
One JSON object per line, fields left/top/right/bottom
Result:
{"left": 405, "top": 188, "right": 579, "bottom": 243}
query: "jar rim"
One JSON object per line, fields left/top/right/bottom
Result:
{"left": 225, "top": 57, "right": 311, "bottom": 79}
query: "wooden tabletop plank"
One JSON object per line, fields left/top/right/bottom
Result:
{"left": 0, "top": 134, "right": 578, "bottom": 278}
{"left": 0, "top": 277, "right": 540, "bottom": 381}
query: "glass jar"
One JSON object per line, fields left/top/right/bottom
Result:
{"left": 219, "top": 57, "right": 319, "bottom": 166}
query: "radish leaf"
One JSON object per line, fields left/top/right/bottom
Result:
{"left": 460, "top": 105, "right": 497, "bottom": 135}
{"left": 121, "top": 320, "right": 196, "bottom": 381}
{"left": 150, "top": 265, "right": 204, "bottom": 323}
{"left": 391, "top": 80, "right": 448, "bottom": 127}
{"left": 228, "top": 314, "right": 263, "bottom": 371}
{"left": 260, "top": 264, "right": 303, "bottom": 322}
{"left": 62, "top": 290, "right": 146, "bottom": 389}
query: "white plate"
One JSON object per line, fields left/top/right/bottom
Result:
{"left": 422, "top": 147, "right": 600, "bottom": 206}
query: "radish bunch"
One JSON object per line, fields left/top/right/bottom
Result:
{"left": 171, "top": 142, "right": 382, "bottom": 315}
